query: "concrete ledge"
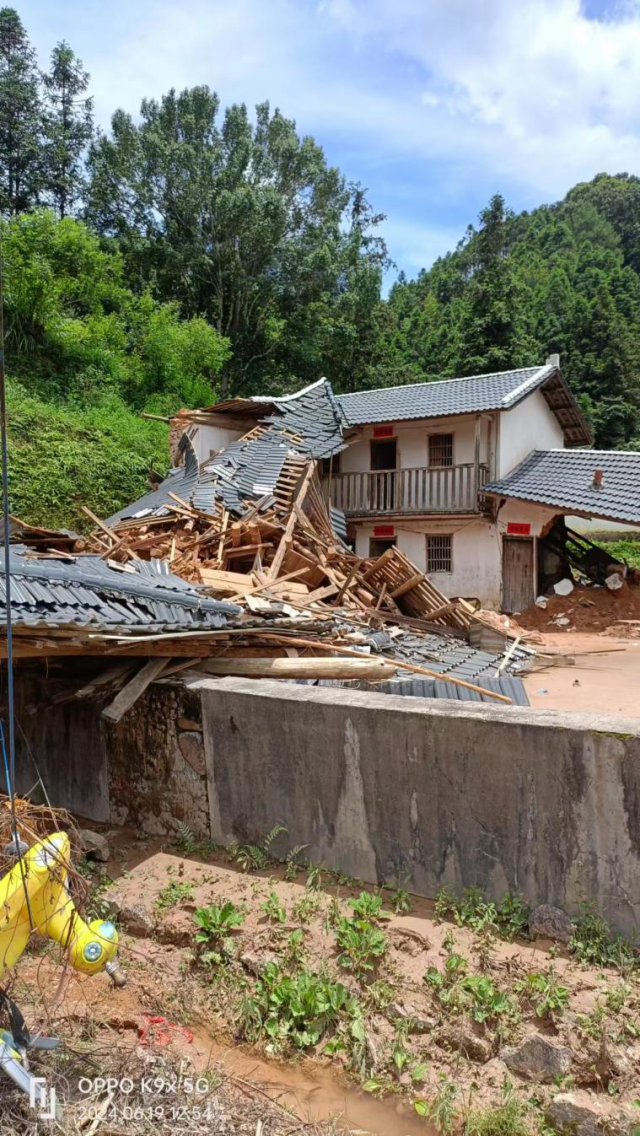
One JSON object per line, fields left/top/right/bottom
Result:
{"left": 195, "top": 677, "right": 640, "bottom": 937}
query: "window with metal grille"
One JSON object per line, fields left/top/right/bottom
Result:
{"left": 428, "top": 432, "right": 454, "bottom": 467}
{"left": 427, "top": 534, "right": 452, "bottom": 573}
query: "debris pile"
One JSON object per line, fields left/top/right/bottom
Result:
{"left": 516, "top": 581, "right": 640, "bottom": 634}
{"left": 1, "top": 381, "right": 530, "bottom": 707}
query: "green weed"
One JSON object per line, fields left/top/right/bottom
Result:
{"left": 388, "top": 886, "right": 413, "bottom": 914}
{"left": 434, "top": 887, "right": 529, "bottom": 942}
{"left": 239, "top": 963, "right": 353, "bottom": 1051}
{"left": 569, "top": 903, "right": 638, "bottom": 971}
{"left": 335, "top": 916, "right": 388, "bottom": 977}
{"left": 230, "top": 824, "right": 288, "bottom": 873}
{"left": 261, "top": 891, "right": 287, "bottom": 924}
{"left": 194, "top": 900, "right": 245, "bottom": 944}
{"left": 514, "top": 968, "right": 569, "bottom": 1018}
{"left": 415, "top": 1076, "right": 459, "bottom": 1133}
{"left": 156, "top": 881, "right": 194, "bottom": 910}
{"left": 465, "top": 1097, "right": 531, "bottom": 1135}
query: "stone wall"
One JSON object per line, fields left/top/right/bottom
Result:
{"left": 196, "top": 677, "right": 640, "bottom": 939}
{"left": 104, "top": 682, "right": 209, "bottom": 838}
{"left": 9, "top": 675, "right": 210, "bottom": 837}
{"left": 10, "top": 671, "right": 640, "bottom": 938}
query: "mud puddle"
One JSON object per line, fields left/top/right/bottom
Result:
{"left": 187, "top": 1026, "right": 433, "bottom": 1134}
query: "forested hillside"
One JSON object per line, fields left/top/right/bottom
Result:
{"left": 378, "top": 180, "right": 640, "bottom": 450}
{"left": 1, "top": 7, "right": 640, "bottom": 527}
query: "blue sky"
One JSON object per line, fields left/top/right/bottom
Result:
{"left": 19, "top": 0, "right": 640, "bottom": 281}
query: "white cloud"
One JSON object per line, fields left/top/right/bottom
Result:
{"left": 21, "top": 0, "right": 640, "bottom": 271}
{"left": 324, "top": 0, "right": 640, "bottom": 193}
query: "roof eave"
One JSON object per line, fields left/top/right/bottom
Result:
{"left": 482, "top": 488, "right": 640, "bottom": 529}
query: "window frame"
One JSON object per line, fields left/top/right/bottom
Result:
{"left": 426, "top": 533, "right": 453, "bottom": 573}
{"left": 428, "top": 432, "right": 454, "bottom": 468}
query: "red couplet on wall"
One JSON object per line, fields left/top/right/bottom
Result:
{"left": 506, "top": 522, "right": 532, "bottom": 536}
{"left": 372, "top": 424, "right": 394, "bottom": 438}
{"left": 373, "top": 525, "right": 395, "bottom": 538}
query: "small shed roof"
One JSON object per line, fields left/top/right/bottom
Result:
{"left": 482, "top": 449, "right": 640, "bottom": 527}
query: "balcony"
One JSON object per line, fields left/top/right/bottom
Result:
{"left": 322, "top": 463, "right": 491, "bottom": 516}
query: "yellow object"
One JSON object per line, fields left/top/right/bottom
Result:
{"left": 0, "top": 831, "right": 119, "bottom": 978}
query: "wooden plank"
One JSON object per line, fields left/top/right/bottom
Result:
{"left": 197, "top": 656, "right": 398, "bottom": 680}
{"left": 361, "top": 547, "right": 396, "bottom": 581}
{"left": 227, "top": 567, "right": 310, "bottom": 602}
{"left": 257, "top": 634, "right": 512, "bottom": 704}
{"left": 268, "top": 464, "right": 315, "bottom": 582}
{"left": 216, "top": 509, "right": 229, "bottom": 563}
{"left": 390, "top": 572, "right": 424, "bottom": 600}
{"left": 101, "top": 658, "right": 169, "bottom": 722}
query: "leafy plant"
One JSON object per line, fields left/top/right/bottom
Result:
{"left": 459, "top": 976, "right": 512, "bottom": 1024}
{"left": 336, "top": 916, "right": 388, "bottom": 977}
{"left": 434, "top": 886, "right": 529, "bottom": 942}
{"left": 292, "top": 892, "right": 323, "bottom": 924}
{"left": 366, "top": 979, "right": 395, "bottom": 1010}
{"left": 239, "top": 963, "right": 353, "bottom": 1050}
{"left": 230, "top": 824, "right": 288, "bottom": 873}
{"left": 194, "top": 900, "right": 245, "bottom": 944}
{"left": 604, "top": 982, "right": 631, "bottom": 1014}
{"left": 569, "top": 903, "right": 638, "bottom": 971}
{"left": 426, "top": 965, "right": 512, "bottom": 1024}
{"left": 156, "top": 881, "right": 194, "bottom": 910}
{"left": 283, "top": 928, "right": 305, "bottom": 967}
{"left": 388, "top": 886, "right": 413, "bottom": 915}
{"left": 306, "top": 864, "right": 327, "bottom": 890}
{"left": 514, "top": 968, "right": 569, "bottom": 1018}
{"left": 495, "top": 894, "right": 530, "bottom": 942}
{"left": 261, "top": 891, "right": 287, "bottom": 924}
{"left": 465, "top": 1098, "right": 531, "bottom": 1135}
{"left": 348, "top": 891, "right": 391, "bottom": 922}
{"left": 425, "top": 951, "right": 468, "bottom": 990}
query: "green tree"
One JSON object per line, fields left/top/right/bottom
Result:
{"left": 448, "top": 194, "right": 535, "bottom": 375}
{"left": 86, "top": 88, "right": 386, "bottom": 396}
{"left": 41, "top": 41, "right": 93, "bottom": 218}
{"left": 0, "top": 7, "right": 42, "bottom": 213}
{"left": 1, "top": 209, "right": 230, "bottom": 409}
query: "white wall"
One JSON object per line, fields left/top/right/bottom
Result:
{"left": 498, "top": 391, "right": 564, "bottom": 476}
{"left": 187, "top": 423, "right": 244, "bottom": 464}
{"left": 496, "top": 499, "right": 558, "bottom": 538}
{"left": 340, "top": 415, "right": 493, "bottom": 474}
{"left": 354, "top": 517, "right": 502, "bottom": 607}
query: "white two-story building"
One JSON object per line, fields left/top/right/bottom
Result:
{"left": 172, "top": 357, "right": 640, "bottom": 612}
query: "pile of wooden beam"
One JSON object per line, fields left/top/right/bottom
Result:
{"left": 82, "top": 466, "right": 474, "bottom": 632}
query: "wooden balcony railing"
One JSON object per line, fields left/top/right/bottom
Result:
{"left": 323, "top": 463, "right": 491, "bottom": 515}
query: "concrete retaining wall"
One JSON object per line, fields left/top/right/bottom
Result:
{"left": 197, "top": 677, "right": 640, "bottom": 938}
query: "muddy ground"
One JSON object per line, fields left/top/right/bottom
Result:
{"left": 7, "top": 828, "right": 638, "bottom": 1136}
{"left": 522, "top": 633, "right": 640, "bottom": 718}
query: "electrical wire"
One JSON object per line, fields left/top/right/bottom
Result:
{"left": 0, "top": 252, "right": 34, "bottom": 929}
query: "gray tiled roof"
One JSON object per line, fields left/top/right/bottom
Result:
{"left": 0, "top": 548, "right": 238, "bottom": 633}
{"left": 336, "top": 365, "right": 556, "bottom": 425}
{"left": 483, "top": 449, "right": 640, "bottom": 526}
{"left": 108, "top": 380, "right": 344, "bottom": 526}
